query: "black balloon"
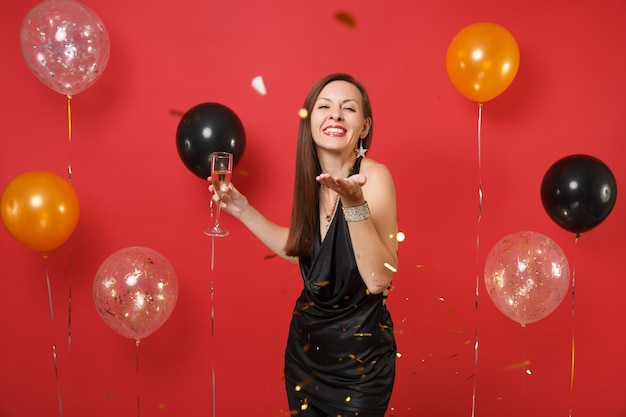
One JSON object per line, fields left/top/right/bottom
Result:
{"left": 540, "top": 154, "right": 617, "bottom": 234}
{"left": 176, "top": 103, "right": 246, "bottom": 179}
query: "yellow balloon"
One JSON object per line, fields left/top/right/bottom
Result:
{"left": 1, "top": 171, "right": 80, "bottom": 252}
{"left": 446, "top": 22, "right": 520, "bottom": 103}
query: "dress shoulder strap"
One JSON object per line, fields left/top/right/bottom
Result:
{"left": 351, "top": 156, "right": 363, "bottom": 175}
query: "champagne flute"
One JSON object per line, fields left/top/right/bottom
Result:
{"left": 205, "top": 152, "right": 233, "bottom": 237}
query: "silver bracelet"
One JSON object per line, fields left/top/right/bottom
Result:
{"left": 342, "top": 201, "right": 370, "bottom": 222}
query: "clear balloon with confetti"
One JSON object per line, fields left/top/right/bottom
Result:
{"left": 20, "top": 0, "right": 110, "bottom": 96}
{"left": 484, "top": 231, "right": 570, "bottom": 325}
{"left": 94, "top": 246, "right": 178, "bottom": 342}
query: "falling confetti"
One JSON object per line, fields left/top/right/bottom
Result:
{"left": 506, "top": 359, "right": 531, "bottom": 370}
{"left": 251, "top": 75, "right": 267, "bottom": 95}
{"left": 334, "top": 11, "right": 357, "bottom": 28}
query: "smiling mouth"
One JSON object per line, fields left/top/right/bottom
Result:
{"left": 324, "top": 127, "right": 346, "bottom": 135}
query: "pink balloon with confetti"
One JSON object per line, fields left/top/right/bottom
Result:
{"left": 484, "top": 231, "right": 570, "bottom": 325}
{"left": 94, "top": 246, "right": 178, "bottom": 342}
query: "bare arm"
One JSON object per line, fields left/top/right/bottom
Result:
{"left": 209, "top": 183, "right": 298, "bottom": 263}
{"left": 317, "top": 160, "right": 398, "bottom": 294}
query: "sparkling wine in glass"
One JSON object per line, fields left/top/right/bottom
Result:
{"left": 205, "top": 152, "right": 233, "bottom": 237}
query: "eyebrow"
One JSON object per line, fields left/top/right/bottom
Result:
{"left": 316, "top": 97, "right": 360, "bottom": 105}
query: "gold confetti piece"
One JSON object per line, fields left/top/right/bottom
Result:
{"left": 416, "top": 264, "right": 425, "bottom": 269}
{"left": 251, "top": 75, "right": 267, "bottom": 95}
{"left": 296, "top": 373, "right": 317, "bottom": 392}
{"left": 506, "top": 359, "right": 531, "bottom": 369}
{"left": 396, "top": 231, "right": 406, "bottom": 242}
{"left": 345, "top": 396, "right": 352, "bottom": 402}
{"left": 299, "top": 108, "right": 308, "bottom": 119}
{"left": 384, "top": 262, "right": 397, "bottom": 273}
{"left": 334, "top": 10, "right": 357, "bottom": 27}
{"left": 353, "top": 332, "right": 373, "bottom": 337}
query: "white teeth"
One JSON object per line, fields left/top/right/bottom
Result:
{"left": 324, "top": 127, "right": 345, "bottom": 134}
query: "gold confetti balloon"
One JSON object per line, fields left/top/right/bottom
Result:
{"left": 484, "top": 231, "right": 570, "bottom": 325}
{"left": 93, "top": 246, "right": 179, "bottom": 342}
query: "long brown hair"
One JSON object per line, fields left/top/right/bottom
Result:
{"left": 283, "top": 73, "right": 374, "bottom": 258}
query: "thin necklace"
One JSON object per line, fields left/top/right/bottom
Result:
{"left": 321, "top": 185, "right": 340, "bottom": 230}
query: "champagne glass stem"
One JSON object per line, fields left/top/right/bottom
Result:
{"left": 213, "top": 200, "right": 222, "bottom": 231}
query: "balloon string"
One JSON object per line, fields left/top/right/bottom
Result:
{"left": 471, "top": 102, "right": 483, "bottom": 417}
{"left": 44, "top": 258, "right": 64, "bottom": 417}
{"left": 66, "top": 250, "right": 74, "bottom": 403}
{"left": 210, "top": 236, "right": 217, "bottom": 417}
{"left": 521, "top": 324, "right": 528, "bottom": 417}
{"left": 136, "top": 340, "right": 141, "bottom": 417}
{"left": 568, "top": 234, "right": 579, "bottom": 417}
{"left": 67, "top": 95, "right": 73, "bottom": 182}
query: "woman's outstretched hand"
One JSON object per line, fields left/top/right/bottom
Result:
{"left": 316, "top": 173, "right": 367, "bottom": 206}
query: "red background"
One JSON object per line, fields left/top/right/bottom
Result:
{"left": 1, "top": 0, "right": 625, "bottom": 416}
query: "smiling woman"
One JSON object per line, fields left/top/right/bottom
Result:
{"left": 212, "top": 73, "right": 399, "bottom": 416}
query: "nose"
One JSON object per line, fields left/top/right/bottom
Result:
{"left": 330, "top": 109, "right": 344, "bottom": 121}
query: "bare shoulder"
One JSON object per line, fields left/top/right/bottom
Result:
{"left": 360, "top": 157, "right": 394, "bottom": 184}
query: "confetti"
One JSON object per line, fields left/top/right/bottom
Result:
{"left": 506, "top": 359, "right": 531, "bottom": 369}
{"left": 334, "top": 11, "right": 357, "bottom": 28}
{"left": 251, "top": 75, "right": 267, "bottom": 95}
{"left": 298, "top": 108, "right": 308, "bottom": 119}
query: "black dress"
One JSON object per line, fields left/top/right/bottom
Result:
{"left": 284, "top": 158, "right": 396, "bottom": 416}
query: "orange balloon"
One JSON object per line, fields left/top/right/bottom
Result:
{"left": 1, "top": 171, "right": 80, "bottom": 252}
{"left": 446, "top": 22, "right": 520, "bottom": 103}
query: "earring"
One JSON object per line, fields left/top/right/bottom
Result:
{"left": 356, "top": 138, "right": 368, "bottom": 157}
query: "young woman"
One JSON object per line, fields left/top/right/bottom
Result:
{"left": 211, "top": 73, "right": 398, "bottom": 416}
